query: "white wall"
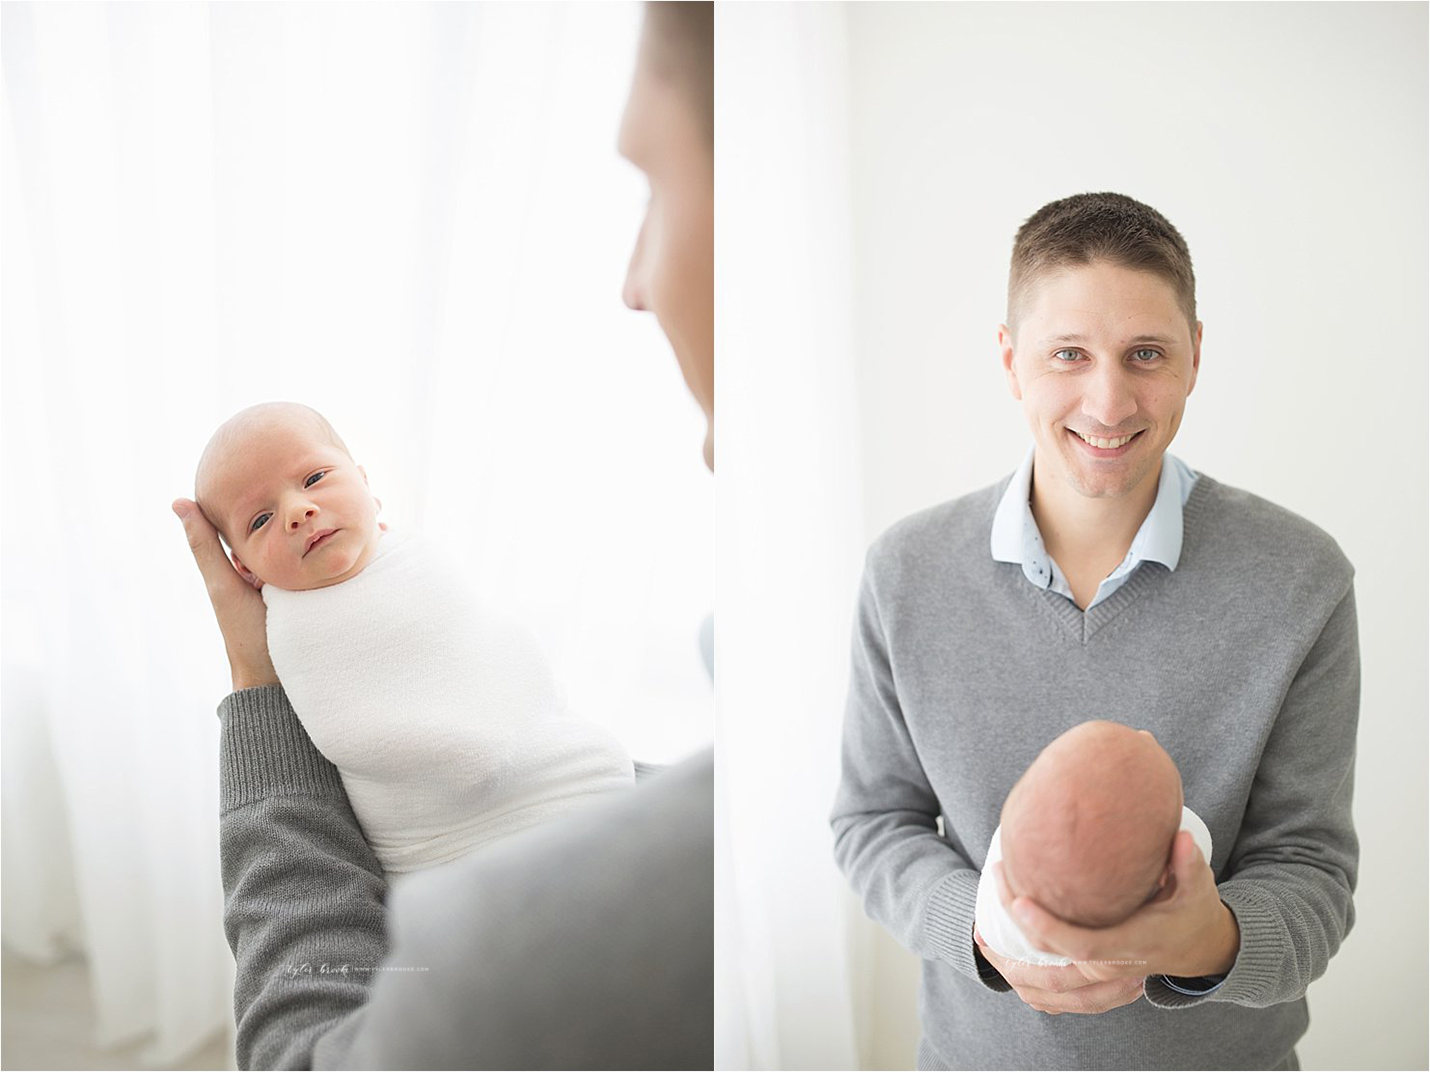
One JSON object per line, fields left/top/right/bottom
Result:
{"left": 840, "top": 3, "right": 1427, "bottom": 1069}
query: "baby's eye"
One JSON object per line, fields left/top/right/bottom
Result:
{"left": 1131, "top": 348, "right": 1161, "bottom": 362}
{"left": 1053, "top": 349, "right": 1082, "bottom": 362}
{"left": 305, "top": 471, "right": 325, "bottom": 488}
{"left": 250, "top": 513, "right": 271, "bottom": 533}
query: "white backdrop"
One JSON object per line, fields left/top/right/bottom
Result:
{"left": 2, "top": 2, "right": 711, "bottom": 1064}
{"left": 716, "top": 4, "right": 863, "bottom": 1069}
{"left": 723, "top": 2, "right": 1427, "bottom": 1070}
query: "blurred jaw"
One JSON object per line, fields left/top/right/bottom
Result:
{"left": 1000, "top": 262, "right": 1201, "bottom": 506}
{"left": 618, "top": 31, "right": 714, "bottom": 469}
{"left": 206, "top": 423, "right": 382, "bottom": 591}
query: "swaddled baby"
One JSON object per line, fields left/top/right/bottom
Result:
{"left": 975, "top": 720, "right": 1212, "bottom": 966}
{"left": 195, "top": 401, "right": 634, "bottom": 874}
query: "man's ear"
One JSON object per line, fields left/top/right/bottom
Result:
{"left": 230, "top": 551, "right": 263, "bottom": 591}
{"left": 998, "top": 325, "right": 1022, "bottom": 400}
{"left": 1187, "top": 321, "right": 1203, "bottom": 396}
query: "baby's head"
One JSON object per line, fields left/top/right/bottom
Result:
{"left": 194, "top": 402, "right": 383, "bottom": 592}
{"left": 1000, "top": 720, "right": 1182, "bottom": 929}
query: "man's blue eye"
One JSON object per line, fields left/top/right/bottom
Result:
{"left": 1132, "top": 348, "right": 1161, "bottom": 362}
{"left": 250, "top": 513, "right": 270, "bottom": 533}
{"left": 1053, "top": 349, "right": 1081, "bottom": 362}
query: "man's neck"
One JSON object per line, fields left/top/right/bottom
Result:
{"left": 1029, "top": 458, "right": 1163, "bottom": 593}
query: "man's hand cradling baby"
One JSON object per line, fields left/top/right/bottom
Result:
{"left": 992, "top": 833, "right": 1241, "bottom": 994}
{"left": 974, "top": 914, "right": 1145, "bottom": 1016}
{"left": 173, "top": 498, "right": 279, "bottom": 692}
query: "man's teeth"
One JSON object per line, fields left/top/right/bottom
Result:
{"left": 1073, "top": 430, "right": 1137, "bottom": 449}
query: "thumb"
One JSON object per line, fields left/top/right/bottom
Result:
{"left": 172, "top": 498, "right": 231, "bottom": 582}
{"left": 1170, "top": 829, "right": 1204, "bottom": 884}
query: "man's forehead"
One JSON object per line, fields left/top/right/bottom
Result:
{"left": 616, "top": 64, "right": 658, "bottom": 166}
{"left": 1040, "top": 330, "right": 1182, "bottom": 346}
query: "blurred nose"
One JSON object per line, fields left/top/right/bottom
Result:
{"left": 622, "top": 213, "right": 649, "bottom": 312}
{"left": 1081, "top": 361, "right": 1138, "bottom": 429}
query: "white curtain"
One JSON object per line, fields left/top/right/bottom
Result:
{"left": 715, "top": 5, "right": 864, "bottom": 1069}
{"left": 1, "top": 2, "right": 711, "bottom": 1064}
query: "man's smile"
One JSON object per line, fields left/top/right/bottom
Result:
{"left": 1067, "top": 428, "right": 1144, "bottom": 456}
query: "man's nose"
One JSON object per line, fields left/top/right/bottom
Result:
{"left": 1081, "top": 362, "right": 1138, "bottom": 429}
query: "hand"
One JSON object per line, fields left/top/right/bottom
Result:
{"left": 974, "top": 923, "right": 1145, "bottom": 1015}
{"left": 172, "top": 498, "right": 278, "bottom": 691}
{"left": 994, "top": 832, "right": 1240, "bottom": 984}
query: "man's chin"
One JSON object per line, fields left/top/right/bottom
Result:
{"left": 1065, "top": 460, "right": 1160, "bottom": 502}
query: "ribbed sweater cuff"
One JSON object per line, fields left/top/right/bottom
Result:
{"left": 1144, "top": 885, "right": 1282, "bottom": 1009}
{"left": 921, "top": 869, "right": 1011, "bottom": 992}
{"left": 218, "top": 685, "right": 348, "bottom": 811}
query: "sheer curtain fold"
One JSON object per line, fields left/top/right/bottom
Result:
{"left": 3, "top": 2, "right": 707, "bottom": 1065}
{"left": 716, "top": 5, "right": 863, "bottom": 1069}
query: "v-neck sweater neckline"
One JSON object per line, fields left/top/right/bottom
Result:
{"left": 1011, "top": 474, "right": 1218, "bottom": 644}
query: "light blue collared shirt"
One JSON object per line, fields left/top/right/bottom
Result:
{"left": 989, "top": 446, "right": 1199, "bottom": 610}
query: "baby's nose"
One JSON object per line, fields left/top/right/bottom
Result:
{"left": 289, "top": 508, "right": 315, "bottom": 529}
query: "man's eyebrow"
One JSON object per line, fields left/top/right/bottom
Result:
{"left": 1043, "top": 333, "right": 1178, "bottom": 345}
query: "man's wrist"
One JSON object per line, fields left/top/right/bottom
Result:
{"left": 1184, "top": 901, "right": 1239, "bottom": 977}
{"left": 231, "top": 671, "right": 280, "bottom": 692}
{"left": 228, "top": 649, "right": 278, "bottom": 692}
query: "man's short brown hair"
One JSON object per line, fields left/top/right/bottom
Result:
{"left": 1007, "top": 192, "right": 1197, "bottom": 337}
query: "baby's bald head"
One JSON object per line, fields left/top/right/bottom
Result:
{"left": 1000, "top": 721, "right": 1183, "bottom": 928}
{"left": 195, "top": 401, "right": 351, "bottom": 548}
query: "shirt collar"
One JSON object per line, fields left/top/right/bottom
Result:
{"left": 990, "top": 446, "right": 1191, "bottom": 584}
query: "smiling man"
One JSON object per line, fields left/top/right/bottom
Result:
{"left": 832, "top": 193, "right": 1360, "bottom": 1070}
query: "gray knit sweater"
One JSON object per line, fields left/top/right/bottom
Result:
{"left": 831, "top": 473, "right": 1359, "bottom": 1071}
{"left": 219, "top": 687, "right": 714, "bottom": 1069}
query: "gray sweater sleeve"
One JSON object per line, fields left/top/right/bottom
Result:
{"left": 1146, "top": 584, "right": 1361, "bottom": 1010}
{"left": 219, "top": 685, "right": 386, "bottom": 1070}
{"left": 830, "top": 568, "right": 1008, "bottom": 992}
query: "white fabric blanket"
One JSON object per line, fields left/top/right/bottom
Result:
{"left": 974, "top": 805, "right": 1213, "bottom": 966}
{"left": 263, "top": 531, "right": 633, "bottom": 874}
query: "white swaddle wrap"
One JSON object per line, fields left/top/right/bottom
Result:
{"left": 263, "top": 531, "right": 634, "bottom": 874}
{"left": 974, "top": 805, "right": 1212, "bottom": 966}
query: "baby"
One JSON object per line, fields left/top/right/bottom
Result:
{"left": 974, "top": 720, "right": 1212, "bottom": 966}
{"left": 195, "top": 401, "right": 634, "bottom": 875}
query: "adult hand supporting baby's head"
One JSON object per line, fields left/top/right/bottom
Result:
{"left": 172, "top": 498, "right": 279, "bottom": 692}
{"left": 976, "top": 863, "right": 1145, "bottom": 1015}
{"left": 994, "top": 833, "right": 1240, "bottom": 985}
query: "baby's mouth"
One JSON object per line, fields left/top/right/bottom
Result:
{"left": 304, "top": 529, "right": 338, "bottom": 556}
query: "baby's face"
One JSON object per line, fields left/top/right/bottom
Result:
{"left": 200, "top": 419, "right": 382, "bottom": 591}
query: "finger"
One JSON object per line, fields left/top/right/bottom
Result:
{"left": 1170, "top": 829, "right": 1206, "bottom": 884}
{"left": 1020, "top": 975, "right": 1144, "bottom": 1015}
{"left": 991, "top": 861, "right": 1015, "bottom": 916}
{"left": 1009, "top": 895, "right": 1079, "bottom": 960}
{"left": 981, "top": 945, "right": 1098, "bottom": 994}
{"left": 173, "top": 499, "right": 233, "bottom": 583}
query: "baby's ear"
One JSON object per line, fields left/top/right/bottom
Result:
{"left": 230, "top": 551, "right": 263, "bottom": 591}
